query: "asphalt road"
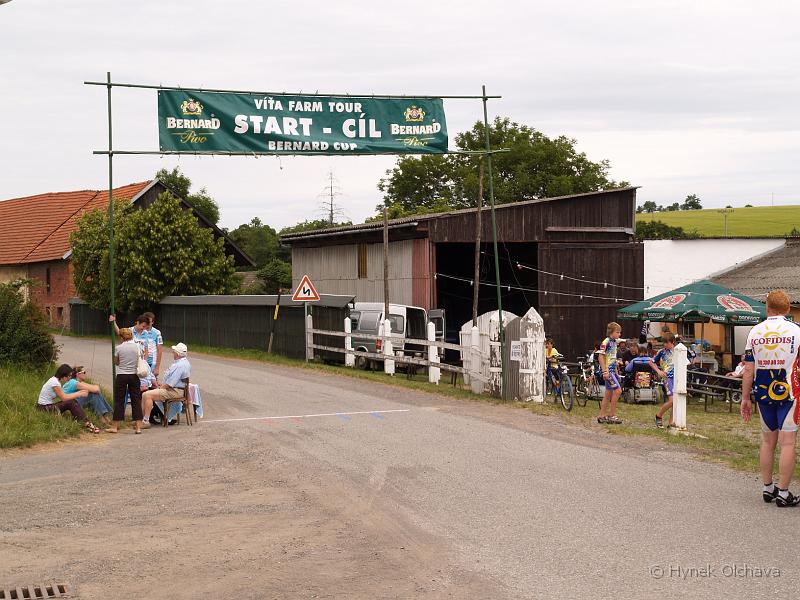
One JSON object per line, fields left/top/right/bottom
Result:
{"left": 0, "top": 335, "right": 795, "bottom": 599}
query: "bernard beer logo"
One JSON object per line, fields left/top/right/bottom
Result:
{"left": 717, "top": 295, "right": 755, "bottom": 312}
{"left": 649, "top": 294, "right": 686, "bottom": 310}
{"left": 181, "top": 99, "right": 203, "bottom": 116}
{"left": 404, "top": 105, "right": 425, "bottom": 122}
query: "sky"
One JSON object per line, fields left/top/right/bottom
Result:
{"left": 1, "top": 0, "right": 798, "bottom": 231}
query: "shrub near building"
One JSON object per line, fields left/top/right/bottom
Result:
{"left": 0, "top": 280, "right": 83, "bottom": 449}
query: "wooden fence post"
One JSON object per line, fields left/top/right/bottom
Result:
{"left": 383, "top": 319, "right": 395, "bottom": 376}
{"left": 428, "top": 321, "right": 440, "bottom": 385}
{"left": 344, "top": 317, "right": 355, "bottom": 367}
{"left": 470, "top": 325, "right": 482, "bottom": 394}
{"left": 673, "top": 342, "right": 689, "bottom": 429}
{"left": 305, "top": 311, "right": 313, "bottom": 362}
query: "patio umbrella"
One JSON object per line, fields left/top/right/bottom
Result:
{"left": 617, "top": 279, "right": 766, "bottom": 325}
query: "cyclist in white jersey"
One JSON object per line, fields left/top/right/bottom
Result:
{"left": 741, "top": 290, "right": 800, "bottom": 507}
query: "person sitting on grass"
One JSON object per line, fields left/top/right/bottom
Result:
{"left": 650, "top": 332, "right": 676, "bottom": 429}
{"left": 63, "top": 366, "right": 113, "bottom": 427}
{"left": 140, "top": 343, "right": 191, "bottom": 429}
{"left": 37, "top": 364, "right": 100, "bottom": 434}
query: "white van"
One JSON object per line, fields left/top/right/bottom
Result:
{"left": 350, "top": 302, "right": 428, "bottom": 370}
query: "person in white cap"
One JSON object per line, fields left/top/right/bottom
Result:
{"left": 140, "top": 342, "right": 191, "bottom": 428}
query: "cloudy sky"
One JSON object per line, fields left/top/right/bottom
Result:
{"left": 1, "top": 1, "right": 798, "bottom": 231}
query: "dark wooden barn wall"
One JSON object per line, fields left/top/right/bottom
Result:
{"left": 537, "top": 242, "right": 644, "bottom": 361}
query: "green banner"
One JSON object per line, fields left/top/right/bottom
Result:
{"left": 158, "top": 91, "right": 448, "bottom": 155}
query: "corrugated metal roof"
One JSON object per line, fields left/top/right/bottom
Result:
{"left": 157, "top": 294, "right": 355, "bottom": 308}
{"left": 280, "top": 186, "right": 640, "bottom": 242}
{"left": 712, "top": 240, "right": 800, "bottom": 302}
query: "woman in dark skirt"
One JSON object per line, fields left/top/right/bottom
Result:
{"left": 106, "top": 327, "right": 144, "bottom": 434}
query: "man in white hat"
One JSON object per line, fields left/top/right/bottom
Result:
{"left": 140, "top": 342, "right": 191, "bottom": 428}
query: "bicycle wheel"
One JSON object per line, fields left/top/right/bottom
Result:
{"left": 561, "top": 376, "right": 574, "bottom": 411}
{"left": 575, "top": 375, "right": 588, "bottom": 407}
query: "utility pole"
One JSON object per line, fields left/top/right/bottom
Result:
{"left": 717, "top": 208, "right": 734, "bottom": 237}
{"left": 383, "top": 205, "right": 390, "bottom": 320}
{"left": 318, "top": 171, "right": 345, "bottom": 225}
{"left": 472, "top": 159, "right": 484, "bottom": 326}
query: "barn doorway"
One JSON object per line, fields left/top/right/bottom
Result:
{"left": 434, "top": 242, "right": 538, "bottom": 342}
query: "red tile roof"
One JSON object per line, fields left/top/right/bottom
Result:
{"left": 0, "top": 181, "right": 152, "bottom": 265}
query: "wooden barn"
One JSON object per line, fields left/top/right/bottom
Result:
{"left": 281, "top": 187, "right": 644, "bottom": 360}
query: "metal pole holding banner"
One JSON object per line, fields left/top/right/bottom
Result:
{"left": 482, "top": 84, "right": 505, "bottom": 399}
{"left": 106, "top": 71, "right": 116, "bottom": 381}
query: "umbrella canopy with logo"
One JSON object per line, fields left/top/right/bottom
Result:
{"left": 617, "top": 280, "right": 766, "bottom": 325}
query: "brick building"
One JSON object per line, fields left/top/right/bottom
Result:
{"left": 0, "top": 179, "right": 252, "bottom": 327}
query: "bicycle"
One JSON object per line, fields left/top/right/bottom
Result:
{"left": 574, "top": 355, "right": 601, "bottom": 407}
{"left": 544, "top": 354, "right": 574, "bottom": 411}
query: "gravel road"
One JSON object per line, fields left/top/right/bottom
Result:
{"left": 0, "top": 335, "right": 796, "bottom": 599}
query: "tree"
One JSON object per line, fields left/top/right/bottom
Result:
{"left": 70, "top": 192, "right": 237, "bottom": 312}
{"left": 635, "top": 221, "right": 696, "bottom": 240}
{"left": 0, "top": 280, "right": 57, "bottom": 368}
{"left": 745, "top": 204, "right": 753, "bottom": 208}
{"left": 279, "top": 219, "right": 351, "bottom": 236}
{"left": 664, "top": 202, "right": 681, "bottom": 212}
{"left": 681, "top": 194, "right": 703, "bottom": 211}
{"left": 377, "top": 117, "right": 628, "bottom": 217}
{"left": 155, "top": 166, "right": 221, "bottom": 224}
{"left": 257, "top": 258, "right": 292, "bottom": 294}
{"left": 227, "top": 217, "right": 288, "bottom": 268}
{"left": 640, "top": 200, "right": 659, "bottom": 213}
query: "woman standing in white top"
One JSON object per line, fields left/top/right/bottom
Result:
{"left": 106, "top": 328, "right": 144, "bottom": 434}
{"left": 37, "top": 363, "right": 100, "bottom": 433}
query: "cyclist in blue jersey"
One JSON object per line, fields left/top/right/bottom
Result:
{"left": 597, "top": 322, "right": 623, "bottom": 425}
{"left": 741, "top": 290, "right": 800, "bottom": 507}
{"left": 650, "top": 332, "right": 676, "bottom": 429}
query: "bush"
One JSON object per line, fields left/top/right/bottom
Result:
{"left": 0, "top": 280, "right": 57, "bottom": 368}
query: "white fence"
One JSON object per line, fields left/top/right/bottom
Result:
{"left": 306, "top": 315, "right": 488, "bottom": 387}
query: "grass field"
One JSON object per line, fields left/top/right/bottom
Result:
{"left": 637, "top": 205, "right": 800, "bottom": 237}
{"left": 0, "top": 364, "right": 114, "bottom": 449}
{"left": 0, "top": 366, "right": 86, "bottom": 448}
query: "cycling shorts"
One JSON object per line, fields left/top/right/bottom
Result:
{"left": 759, "top": 399, "right": 799, "bottom": 433}
{"left": 604, "top": 367, "right": 620, "bottom": 391}
{"left": 664, "top": 375, "right": 674, "bottom": 397}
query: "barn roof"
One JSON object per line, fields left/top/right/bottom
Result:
{"left": 712, "top": 239, "right": 800, "bottom": 303}
{"left": 280, "top": 186, "right": 639, "bottom": 243}
{"left": 0, "top": 180, "right": 253, "bottom": 267}
{"left": 0, "top": 181, "right": 151, "bottom": 265}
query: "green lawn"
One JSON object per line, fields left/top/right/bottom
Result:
{"left": 637, "top": 205, "right": 800, "bottom": 237}
{"left": 0, "top": 366, "right": 86, "bottom": 448}
{"left": 0, "top": 365, "right": 113, "bottom": 449}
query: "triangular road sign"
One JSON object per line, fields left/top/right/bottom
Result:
{"left": 292, "top": 274, "right": 320, "bottom": 302}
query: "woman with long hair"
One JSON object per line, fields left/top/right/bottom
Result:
{"left": 63, "top": 365, "right": 113, "bottom": 426}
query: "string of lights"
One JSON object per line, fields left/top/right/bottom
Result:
{"left": 477, "top": 249, "right": 756, "bottom": 299}
{"left": 434, "top": 272, "right": 641, "bottom": 303}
